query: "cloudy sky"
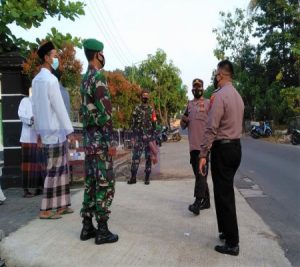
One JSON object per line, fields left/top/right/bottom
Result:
{"left": 11, "top": 0, "right": 250, "bottom": 98}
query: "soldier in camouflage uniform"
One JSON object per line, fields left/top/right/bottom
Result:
{"left": 79, "top": 39, "right": 118, "bottom": 245}
{"left": 128, "top": 90, "right": 157, "bottom": 185}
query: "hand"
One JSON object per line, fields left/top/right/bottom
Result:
{"left": 67, "top": 134, "right": 75, "bottom": 144}
{"left": 67, "top": 134, "right": 75, "bottom": 143}
{"left": 181, "top": 115, "right": 189, "bottom": 123}
{"left": 108, "top": 146, "right": 117, "bottom": 157}
{"left": 30, "top": 116, "right": 34, "bottom": 125}
{"left": 37, "top": 135, "right": 42, "bottom": 148}
{"left": 199, "top": 157, "right": 207, "bottom": 176}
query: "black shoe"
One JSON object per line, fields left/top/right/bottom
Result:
{"left": 188, "top": 199, "right": 201, "bottom": 215}
{"left": 144, "top": 174, "right": 150, "bottom": 185}
{"left": 199, "top": 198, "right": 210, "bottom": 210}
{"left": 34, "top": 189, "right": 43, "bottom": 196}
{"left": 215, "top": 244, "right": 239, "bottom": 256}
{"left": 95, "top": 221, "right": 118, "bottom": 245}
{"left": 127, "top": 178, "right": 136, "bottom": 184}
{"left": 219, "top": 232, "right": 226, "bottom": 241}
{"left": 80, "top": 217, "right": 96, "bottom": 241}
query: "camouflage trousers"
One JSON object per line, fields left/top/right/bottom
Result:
{"left": 131, "top": 140, "right": 151, "bottom": 178}
{"left": 80, "top": 153, "right": 115, "bottom": 223}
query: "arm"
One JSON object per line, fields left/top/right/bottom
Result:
{"left": 180, "top": 103, "right": 189, "bottom": 130}
{"left": 151, "top": 108, "right": 157, "bottom": 132}
{"left": 18, "top": 98, "right": 33, "bottom": 126}
{"left": 93, "top": 74, "right": 112, "bottom": 131}
{"left": 129, "top": 107, "right": 137, "bottom": 143}
{"left": 60, "top": 84, "right": 71, "bottom": 117}
{"left": 48, "top": 79, "right": 73, "bottom": 136}
{"left": 130, "top": 107, "right": 137, "bottom": 131}
{"left": 200, "top": 93, "right": 224, "bottom": 158}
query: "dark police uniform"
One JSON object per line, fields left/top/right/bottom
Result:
{"left": 181, "top": 97, "right": 210, "bottom": 214}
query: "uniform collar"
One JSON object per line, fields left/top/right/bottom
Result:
{"left": 191, "top": 97, "right": 204, "bottom": 105}
{"left": 219, "top": 81, "right": 232, "bottom": 90}
{"left": 88, "top": 64, "right": 100, "bottom": 71}
{"left": 214, "top": 81, "right": 233, "bottom": 93}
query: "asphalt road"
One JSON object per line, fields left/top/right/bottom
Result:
{"left": 235, "top": 136, "right": 300, "bottom": 266}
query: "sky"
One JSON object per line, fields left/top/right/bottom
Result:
{"left": 10, "top": 0, "right": 251, "bottom": 99}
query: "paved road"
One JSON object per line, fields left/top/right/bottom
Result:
{"left": 0, "top": 140, "right": 291, "bottom": 267}
{"left": 235, "top": 136, "right": 300, "bottom": 266}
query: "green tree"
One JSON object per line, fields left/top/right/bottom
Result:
{"left": 204, "top": 85, "right": 214, "bottom": 99}
{"left": 106, "top": 70, "right": 141, "bottom": 129}
{"left": 213, "top": 8, "right": 254, "bottom": 62}
{"left": 213, "top": 9, "right": 268, "bottom": 120}
{"left": 0, "top": 0, "right": 85, "bottom": 54}
{"left": 281, "top": 86, "right": 300, "bottom": 114}
{"left": 249, "top": 0, "right": 300, "bottom": 88}
{"left": 124, "top": 49, "right": 188, "bottom": 125}
{"left": 213, "top": 3, "right": 300, "bottom": 124}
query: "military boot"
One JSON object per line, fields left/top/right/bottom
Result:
{"left": 188, "top": 198, "right": 202, "bottom": 215}
{"left": 95, "top": 221, "right": 119, "bottom": 245}
{"left": 199, "top": 191, "right": 210, "bottom": 210}
{"left": 80, "top": 217, "right": 96, "bottom": 241}
{"left": 127, "top": 176, "right": 136, "bottom": 184}
{"left": 144, "top": 173, "right": 150, "bottom": 185}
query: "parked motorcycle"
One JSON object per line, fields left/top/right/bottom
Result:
{"left": 161, "top": 127, "right": 168, "bottom": 142}
{"left": 156, "top": 132, "right": 162, "bottom": 147}
{"left": 250, "top": 121, "right": 272, "bottom": 138}
{"left": 161, "top": 126, "right": 181, "bottom": 142}
{"left": 291, "top": 129, "right": 300, "bottom": 145}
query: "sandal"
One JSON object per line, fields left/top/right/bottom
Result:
{"left": 57, "top": 207, "right": 74, "bottom": 215}
{"left": 40, "top": 211, "right": 62, "bottom": 220}
{"left": 23, "top": 192, "right": 34, "bottom": 198}
{"left": 34, "top": 189, "right": 43, "bottom": 196}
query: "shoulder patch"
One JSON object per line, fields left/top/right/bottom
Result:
{"left": 209, "top": 95, "right": 215, "bottom": 111}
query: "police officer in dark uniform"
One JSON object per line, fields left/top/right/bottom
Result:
{"left": 180, "top": 78, "right": 210, "bottom": 216}
{"left": 199, "top": 60, "right": 244, "bottom": 256}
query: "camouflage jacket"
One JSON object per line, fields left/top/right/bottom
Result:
{"left": 80, "top": 66, "right": 113, "bottom": 155}
{"left": 130, "top": 104, "right": 156, "bottom": 141}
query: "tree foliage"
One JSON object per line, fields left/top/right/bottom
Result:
{"left": 213, "top": 8, "right": 253, "bottom": 62}
{"left": 124, "top": 49, "right": 188, "bottom": 126}
{"left": 105, "top": 71, "right": 141, "bottom": 129}
{"left": 0, "top": 0, "right": 85, "bottom": 54}
{"left": 213, "top": 1, "right": 300, "bottom": 124}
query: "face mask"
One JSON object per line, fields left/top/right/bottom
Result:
{"left": 192, "top": 89, "right": 203, "bottom": 99}
{"left": 97, "top": 53, "right": 105, "bottom": 68}
{"left": 213, "top": 75, "right": 219, "bottom": 89}
{"left": 142, "top": 98, "right": 148, "bottom": 104}
{"left": 51, "top": 58, "right": 59, "bottom": 70}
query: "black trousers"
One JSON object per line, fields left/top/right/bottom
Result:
{"left": 211, "top": 141, "right": 241, "bottom": 246}
{"left": 190, "top": 150, "right": 209, "bottom": 199}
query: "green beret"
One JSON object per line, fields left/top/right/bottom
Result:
{"left": 83, "top": 38, "right": 104, "bottom": 51}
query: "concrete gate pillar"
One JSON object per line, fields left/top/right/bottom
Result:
{"left": 0, "top": 51, "right": 29, "bottom": 188}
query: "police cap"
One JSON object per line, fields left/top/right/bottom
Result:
{"left": 192, "top": 78, "right": 203, "bottom": 87}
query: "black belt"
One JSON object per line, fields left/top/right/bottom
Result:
{"left": 213, "top": 139, "right": 240, "bottom": 145}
